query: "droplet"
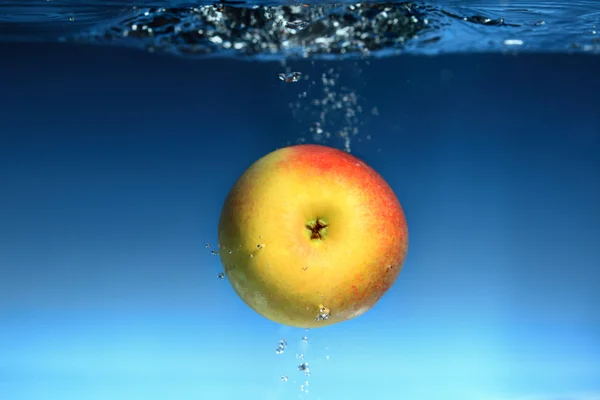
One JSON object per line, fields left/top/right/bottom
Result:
{"left": 281, "top": 376, "right": 288, "bottom": 382}
{"left": 217, "top": 272, "right": 225, "bottom": 280}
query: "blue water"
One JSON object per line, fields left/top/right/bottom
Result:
{"left": 1, "top": 0, "right": 599, "bottom": 56}
{"left": 1, "top": 1, "right": 600, "bottom": 400}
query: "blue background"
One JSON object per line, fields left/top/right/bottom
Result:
{"left": 1, "top": 44, "right": 599, "bottom": 400}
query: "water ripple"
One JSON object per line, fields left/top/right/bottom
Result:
{"left": 0, "top": 0, "right": 598, "bottom": 57}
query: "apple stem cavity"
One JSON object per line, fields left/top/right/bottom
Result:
{"left": 306, "top": 218, "right": 328, "bottom": 240}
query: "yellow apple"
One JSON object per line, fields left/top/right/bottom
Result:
{"left": 218, "top": 144, "right": 408, "bottom": 328}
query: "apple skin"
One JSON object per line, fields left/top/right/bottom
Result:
{"left": 218, "top": 144, "right": 408, "bottom": 328}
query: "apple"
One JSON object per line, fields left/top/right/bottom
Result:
{"left": 218, "top": 144, "right": 408, "bottom": 328}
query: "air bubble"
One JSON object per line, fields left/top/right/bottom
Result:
{"left": 276, "top": 339, "right": 287, "bottom": 354}
{"left": 285, "top": 19, "right": 310, "bottom": 30}
{"left": 298, "top": 362, "right": 310, "bottom": 376}
{"left": 281, "top": 376, "right": 288, "bottom": 382}
{"left": 279, "top": 72, "right": 302, "bottom": 83}
{"left": 257, "top": 244, "right": 265, "bottom": 250}
{"left": 217, "top": 272, "right": 225, "bottom": 279}
{"left": 302, "top": 336, "right": 308, "bottom": 343}
{"left": 315, "top": 305, "right": 331, "bottom": 321}
{"left": 249, "top": 254, "right": 254, "bottom": 259}
{"left": 211, "top": 250, "right": 219, "bottom": 256}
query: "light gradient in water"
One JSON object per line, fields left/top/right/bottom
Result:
{"left": 0, "top": 44, "right": 599, "bottom": 400}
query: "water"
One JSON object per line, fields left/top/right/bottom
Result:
{"left": 1, "top": 1, "right": 600, "bottom": 400}
{"left": 1, "top": 1, "right": 599, "bottom": 56}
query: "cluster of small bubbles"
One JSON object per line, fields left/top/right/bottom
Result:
{"left": 300, "top": 381, "right": 309, "bottom": 392}
{"left": 309, "top": 122, "right": 329, "bottom": 143}
{"left": 287, "top": 66, "right": 376, "bottom": 153}
{"left": 276, "top": 339, "right": 287, "bottom": 354}
{"left": 217, "top": 272, "right": 225, "bottom": 280}
{"left": 281, "top": 375, "right": 288, "bottom": 382}
{"left": 297, "top": 362, "right": 310, "bottom": 376}
{"left": 315, "top": 305, "right": 331, "bottom": 321}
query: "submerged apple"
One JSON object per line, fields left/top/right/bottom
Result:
{"left": 218, "top": 144, "right": 408, "bottom": 328}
